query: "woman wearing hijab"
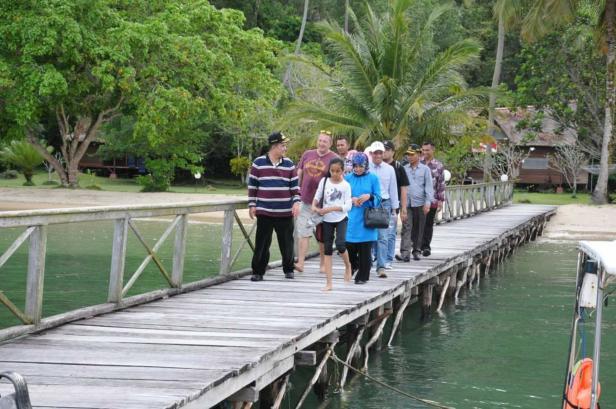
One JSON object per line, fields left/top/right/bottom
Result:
{"left": 344, "top": 152, "right": 381, "bottom": 284}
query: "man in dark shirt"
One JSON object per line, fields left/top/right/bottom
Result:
{"left": 383, "top": 140, "right": 409, "bottom": 268}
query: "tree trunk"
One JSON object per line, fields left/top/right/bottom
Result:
{"left": 592, "top": 0, "right": 615, "bottom": 204}
{"left": 344, "top": 0, "right": 349, "bottom": 33}
{"left": 485, "top": 14, "right": 505, "bottom": 182}
{"left": 283, "top": 0, "right": 310, "bottom": 92}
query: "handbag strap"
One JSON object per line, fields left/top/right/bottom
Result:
{"left": 319, "top": 177, "right": 328, "bottom": 208}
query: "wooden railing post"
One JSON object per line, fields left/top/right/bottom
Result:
{"left": 108, "top": 218, "right": 128, "bottom": 303}
{"left": 220, "top": 209, "right": 234, "bottom": 274}
{"left": 25, "top": 225, "right": 47, "bottom": 324}
{"left": 172, "top": 214, "right": 188, "bottom": 287}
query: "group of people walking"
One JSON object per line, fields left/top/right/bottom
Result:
{"left": 247, "top": 130, "right": 445, "bottom": 291}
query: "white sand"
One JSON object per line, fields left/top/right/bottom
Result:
{"left": 543, "top": 204, "right": 616, "bottom": 241}
{"left": 1, "top": 188, "right": 615, "bottom": 239}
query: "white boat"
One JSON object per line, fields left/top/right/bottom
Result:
{"left": 562, "top": 240, "right": 616, "bottom": 409}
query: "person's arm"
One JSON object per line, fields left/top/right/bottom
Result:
{"left": 290, "top": 164, "right": 301, "bottom": 217}
{"left": 436, "top": 162, "right": 446, "bottom": 210}
{"left": 423, "top": 167, "right": 434, "bottom": 214}
{"left": 312, "top": 178, "right": 324, "bottom": 213}
{"left": 247, "top": 162, "right": 259, "bottom": 219}
{"left": 389, "top": 167, "right": 399, "bottom": 211}
{"left": 342, "top": 182, "right": 353, "bottom": 213}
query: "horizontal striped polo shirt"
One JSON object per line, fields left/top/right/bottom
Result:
{"left": 248, "top": 154, "right": 301, "bottom": 217}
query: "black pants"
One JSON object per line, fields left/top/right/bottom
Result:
{"left": 410, "top": 206, "right": 426, "bottom": 254}
{"left": 422, "top": 207, "right": 437, "bottom": 251}
{"left": 322, "top": 218, "right": 348, "bottom": 256}
{"left": 347, "top": 241, "right": 372, "bottom": 282}
{"left": 251, "top": 216, "right": 294, "bottom": 276}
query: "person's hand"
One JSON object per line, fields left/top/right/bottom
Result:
{"left": 318, "top": 208, "right": 328, "bottom": 216}
{"left": 292, "top": 202, "right": 300, "bottom": 217}
{"left": 423, "top": 204, "right": 430, "bottom": 215}
{"left": 400, "top": 208, "right": 408, "bottom": 223}
{"left": 356, "top": 194, "right": 371, "bottom": 205}
{"left": 249, "top": 207, "right": 256, "bottom": 220}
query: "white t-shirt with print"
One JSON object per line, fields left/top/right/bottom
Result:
{"left": 314, "top": 178, "right": 353, "bottom": 223}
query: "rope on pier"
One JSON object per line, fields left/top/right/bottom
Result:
{"left": 329, "top": 351, "right": 455, "bottom": 409}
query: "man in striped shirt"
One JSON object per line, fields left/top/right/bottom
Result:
{"left": 248, "top": 132, "right": 301, "bottom": 281}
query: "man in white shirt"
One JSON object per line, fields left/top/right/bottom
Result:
{"left": 369, "top": 141, "right": 399, "bottom": 278}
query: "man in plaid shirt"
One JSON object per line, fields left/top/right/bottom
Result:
{"left": 420, "top": 142, "right": 446, "bottom": 257}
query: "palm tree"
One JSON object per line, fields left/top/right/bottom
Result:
{"left": 283, "top": 0, "right": 487, "bottom": 148}
{"left": 485, "top": 0, "right": 525, "bottom": 181}
{"left": 522, "top": 0, "right": 615, "bottom": 204}
{"left": 1, "top": 140, "right": 44, "bottom": 185}
{"left": 283, "top": 0, "right": 311, "bottom": 93}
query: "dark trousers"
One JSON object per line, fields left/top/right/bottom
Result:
{"left": 251, "top": 216, "right": 294, "bottom": 276}
{"left": 322, "top": 218, "right": 348, "bottom": 256}
{"left": 347, "top": 241, "right": 372, "bottom": 282}
{"left": 422, "top": 207, "right": 437, "bottom": 251}
{"left": 400, "top": 206, "right": 426, "bottom": 256}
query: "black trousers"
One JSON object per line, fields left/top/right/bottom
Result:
{"left": 422, "top": 207, "right": 437, "bottom": 251}
{"left": 251, "top": 216, "right": 294, "bottom": 276}
{"left": 410, "top": 206, "right": 426, "bottom": 254}
{"left": 322, "top": 218, "right": 348, "bottom": 256}
{"left": 347, "top": 241, "right": 372, "bottom": 282}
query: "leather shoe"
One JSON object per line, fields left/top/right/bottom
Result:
{"left": 284, "top": 272, "right": 294, "bottom": 279}
{"left": 422, "top": 249, "right": 431, "bottom": 257}
{"left": 395, "top": 254, "right": 410, "bottom": 262}
{"left": 250, "top": 274, "right": 263, "bottom": 282}
{"left": 412, "top": 251, "right": 421, "bottom": 261}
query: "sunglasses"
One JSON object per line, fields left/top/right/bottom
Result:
{"left": 320, "top": 130, "right": 332, "bottom": 136}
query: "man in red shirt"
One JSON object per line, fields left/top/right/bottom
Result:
{"left": 294, "top": 131, "right": 338, "bottom": 273}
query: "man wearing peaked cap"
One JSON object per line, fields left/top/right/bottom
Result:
{"left": 397, "top": 144, "right": 433, "bottom": 262}
{"left": 247, "top": 131, "right": 300, "bottom": 282}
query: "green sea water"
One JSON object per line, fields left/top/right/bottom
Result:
{"left": 314, "top": 240, "right": 616, "bottom": 409}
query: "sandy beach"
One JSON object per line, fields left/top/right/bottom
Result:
{"left": 0, "top": 188, "right": 615, "bottom": 239}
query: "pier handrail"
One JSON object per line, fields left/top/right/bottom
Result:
{"left": 0, "top": 181, "right": 512, "bottom": 341}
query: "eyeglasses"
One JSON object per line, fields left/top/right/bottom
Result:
{"left": 320, "top": 130, "right": 332, "bottom": 136}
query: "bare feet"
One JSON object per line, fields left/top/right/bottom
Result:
{"left": 294, "top": 263, "right": 304, "bottom": 272}
{"left": 322, "top": 284, "right": 333, "bottom": 291}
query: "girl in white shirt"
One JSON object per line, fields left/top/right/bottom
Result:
{"left": 313, "top": 158, "right": 353, "bottom": 291}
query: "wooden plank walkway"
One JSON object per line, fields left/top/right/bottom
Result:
{"left": 0, "top": 204, "right": 556, "bottom": 409}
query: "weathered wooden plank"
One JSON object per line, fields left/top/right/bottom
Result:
{"left": 25, "top": 225, "right": 47, "bottom": 324}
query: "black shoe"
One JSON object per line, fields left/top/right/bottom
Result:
{"left": 422, "top": 249, "right": 431, "bottom": 257}
{"left": 355, "top": 280, "right": 367, "bottom": 285}
{"left": 284, "top": 272, "right": 294, "bottom": 279}
{"left": 412, "top": 251, "right": 421, "bottom": 261}
{"left": 395, "top": 254, "right": 410, "bottom": 262}
{"left": 250, "top": 274, "right": 263, "bottom": 282}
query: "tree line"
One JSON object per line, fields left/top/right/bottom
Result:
{"left": 0, "top": 0, "right": 613, "bottom": 202}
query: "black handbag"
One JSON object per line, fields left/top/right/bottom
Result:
{"left": 364, "top": 200, "right": 389, "bottom": 229}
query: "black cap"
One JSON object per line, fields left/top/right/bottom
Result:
{"left": 383, "top": 140, "right": 395, "bottom": 150}
{"left": 406, "top": 144, "right": 421, "bottom": 154}
{"left": 268, "top": 131, "right": 290, "bottom": 145}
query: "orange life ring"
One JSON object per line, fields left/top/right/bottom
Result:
{"left": 565, "top": 358, "right": 601, "bottom": 409}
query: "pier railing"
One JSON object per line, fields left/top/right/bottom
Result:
{"left": 0, "top": 181, "right": 512, "bottom": 341}
{"left": 437, "top": 181, "right": 514, "bottom": 224}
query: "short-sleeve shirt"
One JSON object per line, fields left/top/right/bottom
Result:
{"left": 298, "top": 150, "right": 338, "bottom": 204}
{"left": 387, "top": 159, "right": 410, "bottom": 204}
{"left": 314, "top": 178, "right": 352, "bottom": 223}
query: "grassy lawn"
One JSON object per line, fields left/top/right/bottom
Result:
{"left": 0, "top": 170, "right": 246, "bottom": 195}
{"left": 513, "top": 190, "right": 593, "bottom": 205}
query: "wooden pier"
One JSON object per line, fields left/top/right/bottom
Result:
{"left": 0, "top": 184, "right": 555, "bottom": 408}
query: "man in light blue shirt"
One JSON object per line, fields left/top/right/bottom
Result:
{"left": 369, "top": 141, "right": 399, "bottom": 278}
{"left": 398, "top": 144, "right": 433, "bottom": 261}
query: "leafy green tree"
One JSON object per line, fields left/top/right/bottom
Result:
{"left": 0, "top": 0, "right": 282, "bottom": 189}
{"left": 283, "top": 0, "right": 487, "bottom": 147}
{"left": 0, "top": 140, "right": 44, "bottom": 185}
{"left": 521, "top": 0, "right": 616, "bottom": 204}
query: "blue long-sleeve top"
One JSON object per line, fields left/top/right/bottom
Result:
{"left": 344, "top": 171, "right": 381, "bottom": 243}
